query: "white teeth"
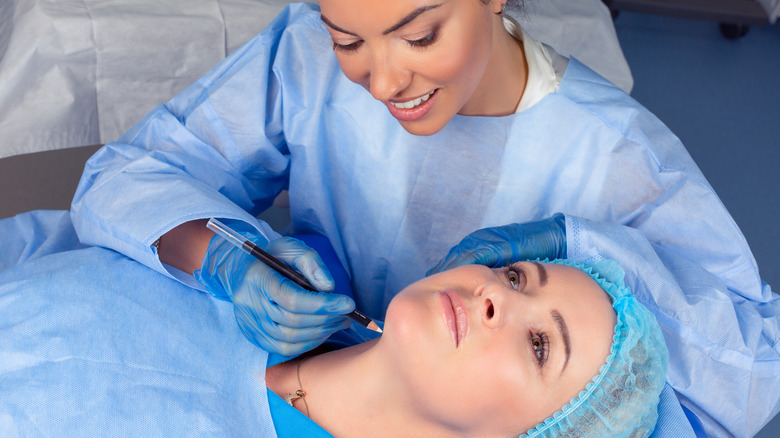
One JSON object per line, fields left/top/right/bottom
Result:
{"left": 392, "top": 90, "right": 434, "bottom": 109}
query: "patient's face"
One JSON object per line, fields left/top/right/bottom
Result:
{"left": 381, "top": 262, "right": 616, "bottom": 436}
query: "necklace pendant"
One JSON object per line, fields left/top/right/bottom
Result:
{"left": 284, "top": 389, "right": 306, "bottom": 406}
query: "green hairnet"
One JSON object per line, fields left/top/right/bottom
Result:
{"left": 521, "top": 258, "right": 669, "bottom": 438}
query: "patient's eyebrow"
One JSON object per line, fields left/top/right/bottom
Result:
{"left": 320, "top": 4, "right": 443, "bottom": 37}
{"left": 531, "top": 262, "right": 548, "bottom": 286}
{"left": 552, "top": 310, "right": 571, "bottom": 373}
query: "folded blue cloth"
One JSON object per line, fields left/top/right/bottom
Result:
{"left": 0, "top": 243, "right": 277, "bottom": 436}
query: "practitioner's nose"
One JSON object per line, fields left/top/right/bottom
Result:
{"left": 366, "top": 46, "right": 411, "bottom": 102}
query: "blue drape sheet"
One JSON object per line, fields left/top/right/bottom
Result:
{"left": 0, "top": 211, "right": 281, "bottom": 436}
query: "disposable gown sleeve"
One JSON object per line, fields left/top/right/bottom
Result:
{"left": 70, "top": 4, "right": 319, "bottom": 287}
{"left": 566, "top": 215, "right": 780, "bottom": 438}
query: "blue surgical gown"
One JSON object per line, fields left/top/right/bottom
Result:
{"left": 0, "top": 211, "right": 336, "bottom": 437}
{"left": 68, "top": 3, "right": 778, "bottom": 436}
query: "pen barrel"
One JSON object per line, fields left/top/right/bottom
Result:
{"left": 245, "top": 243, "right": 315, "bottom": 290}
{"left": 346, "top": 308, "right": 373, "bottom": 327}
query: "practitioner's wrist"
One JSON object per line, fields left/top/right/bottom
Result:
{"left": 158, "top": 219, "right": 214, "bottom": 275}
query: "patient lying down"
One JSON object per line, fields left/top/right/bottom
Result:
{"left": 0, "top": 231, "right": 666, "bottom": 436}
{"left": 267, "top": 259, "right": 668, "bottom": 437}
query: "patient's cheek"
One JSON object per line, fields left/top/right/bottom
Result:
{"left": 383, "top": 291, "right": 443, "bottom": 358}
{"left": 383, "top": 296, "right": 419, "bottom": 341}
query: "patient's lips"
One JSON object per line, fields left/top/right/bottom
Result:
{"left": 439, "top": 290, "right": 469, "bottom": 347}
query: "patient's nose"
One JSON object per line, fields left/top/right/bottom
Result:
{"left": 476, "top": 281, "right": 510, "bottom": 329}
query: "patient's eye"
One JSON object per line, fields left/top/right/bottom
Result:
{"left": 505, "top": 264, "right": 525, "bottom": 290}
{"left": 531, "top": 333, "right": 549, "bottom": 366}
{"left": 507, "top": 271, "right": 520, "bottom": 289}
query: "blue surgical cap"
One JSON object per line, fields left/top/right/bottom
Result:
{"left": 521, "top": 258, "right": 669, "bottom": 438}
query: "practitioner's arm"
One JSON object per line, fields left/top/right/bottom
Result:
{"left": 70, "top": 4, "right": 329, "bottom": 280}
{"left": 158, "top": 219, "right": 213, "bottom": 275}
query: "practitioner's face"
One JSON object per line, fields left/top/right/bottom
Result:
{"left": 381, "top": 262, "right": 616, "bottom": 436}
{"left": 318, "top": 0, "right": 506, "bottom": 136}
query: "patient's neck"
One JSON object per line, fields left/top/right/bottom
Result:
{"left": 266, "top": 338, "right": 444, "bottom": 437}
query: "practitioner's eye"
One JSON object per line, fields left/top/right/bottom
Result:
{"left": 531, "top": 333, "right": 549, "bottom": 366}
{"left": 406, "top": 27, "right": 440, "bottom": 48}
{"left": 332, "top": 39, "right": 364, "bottom": 52}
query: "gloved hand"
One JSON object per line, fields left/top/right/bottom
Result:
{"left": 427, "top": 213, "right": 567, "bottom": 275}
{"left": 195, "top": 227, "right": 355, "bottom": 357}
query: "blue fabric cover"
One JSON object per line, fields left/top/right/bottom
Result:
{"left": 0, "top": 214, "right": 276, "bottom": 436}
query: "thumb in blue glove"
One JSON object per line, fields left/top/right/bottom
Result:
{"left": 427, "top": 213, "right": 567, "bottom": 276}
{"left": 195, "top": 225, "right": 354, "bottom": 356}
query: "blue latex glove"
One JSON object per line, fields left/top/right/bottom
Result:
{"left": 427, "top": 213, "right": 567, "bottom": 275}
{"left": 195, "top": 227, "right": 355, "bottom": 356}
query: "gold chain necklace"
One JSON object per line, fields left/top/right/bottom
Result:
{"left": 283, "top": 357, "right": 310, "bottom": 418}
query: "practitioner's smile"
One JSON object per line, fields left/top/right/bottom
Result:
{"left": 385, "top": 89, "right": 438, "bottom": 122}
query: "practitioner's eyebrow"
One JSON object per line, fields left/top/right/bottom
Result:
{"left": 381, "top": 4, "right": 443, "bottom": 35}
{"left": 552, "top": 310, "right": 571, "bottom": 373}
{"left": 320, "top": 15, "right": 358, "bottom": 36}
{"left": 320, "top": 3, "right": 443, "bottom": 37}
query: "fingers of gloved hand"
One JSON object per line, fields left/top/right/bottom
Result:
{"left": 245, "top": 261, "right": 354, "bottom": 315}
{"left": 264, "top": 236, "right": 335, "bottom": 292}
{"left": 266, "top": 299, "right": 354, "bottom": 328}
{"left": 239, "top": 260, "right": 355, "bottom": 316}
{"left": 237, "top": 286, "right": 354, "bottom": 329}
{"left": 426, "top": 215, "right": 567, "bottom": 276}
{"left": 426, "top": 245, "right": 503, "bottom": 276}
{"left": 261, "top": 316, "right": 353, "bottom": 344}
{"left": 236, "top": 309, "right": 352, "bottom": 356}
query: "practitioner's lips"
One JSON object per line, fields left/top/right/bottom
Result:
{"left": 439, "top": 290, "right": 469, "bottom": 347}
{"left": 385, "top": 89, "right": 438, "bottom": 122}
